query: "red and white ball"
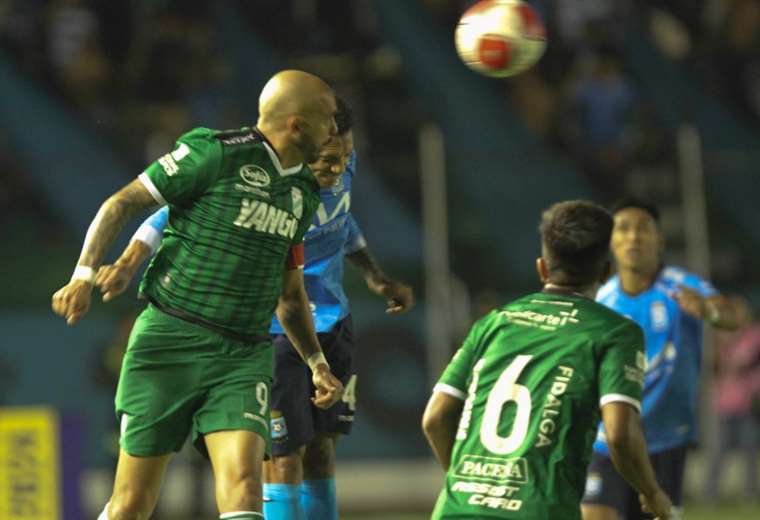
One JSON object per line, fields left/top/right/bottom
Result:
{"left": 455, "top": 0, "right": 547, "bottom": 78}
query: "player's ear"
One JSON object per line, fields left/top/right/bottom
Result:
{"left": 286, "top": 114, "right": 304, "bottom": 136}
{"left": 536, "top": 257, "right": 549, "bottom": 283}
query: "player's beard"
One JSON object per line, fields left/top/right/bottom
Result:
{"left": 297, "top": 134, "right": 320, "bottom": 164}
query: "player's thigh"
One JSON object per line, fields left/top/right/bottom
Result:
{"left": 303, "top": 432, "right": 340, "bottom": 479}
{"left": 269, "top": 333, "right": 316, "bottom": 457}
{"left": 263, "top": 446, "right": 307, "bottom": 484}
{"left": 581, "top": 453, "right": 631, "bottom": 519}
{"left": 205, "top": 430, "right": 266, "bottom": 498}
{"left": 193, "top": 339, "right": 274, "bottom": 458}
{"left": 581, "top": 505, "right": 623, "bottom": 520}
{"left": 110, "top": 448, "right": 172, "bottom": 515}
{"left": 650, "top": 446, "right": 688, "bottom": 508}
{"left": 313, "top": 316, "right": 356, "bottom": 437}
{"left": 116, "top": 306, "right": 209, "bottom": 456}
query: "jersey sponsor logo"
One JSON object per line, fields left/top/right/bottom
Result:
{"left": 451, "top": 481, "right": 521, "bottom": 498}
{"left": 234, "top": 183, "right": 270, "bottom": 198}
{"left": 454, "top": 455, "right": 529, "bottom": 485}
{"left": 158, "top": 143, "right": 191, "bottom": 176}
{"left": 468, "top": 495, "right": 523, "bottom": 511}
{"left": 309, "top": 192, "right": 351, "bottom": 231}
{"left": 535, "top": 366, "right": 574, "bottom": 448}
{"left": 240, "top": 164, "right": 271, "bottom": 187}
{"left": 456, "top": 359, "right": 485, "bottom": 441}
{"left": 636, "top": 351, "right": 647, "bottom": 370}
{"left": 221, "top": 132, "right": 256, "bottom": 145}
{"left": 270, "top": 414, "right": 288, "bottom": 440}
{"left": 243, "top": 412, "right": 269, "bottom": 432}
{"left": 499, "top": 308, "right": 579, "bottom": 331}
{"left": 291, "top": 187, "right": 303, "bottom": 219}
{"left": 584, "top": 472, "right": 603, "bottom": 497}
{"left": 650, "top": 301, "right": 669, "bottom": 331}
{"left": 234, "top": 198, "right": 300, "bottom": 239}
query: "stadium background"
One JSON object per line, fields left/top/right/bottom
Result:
{"left": 0, "top": 0, "right": 759, "bottom": 518}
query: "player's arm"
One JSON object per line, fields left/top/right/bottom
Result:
{"left": 601, "top": 403, "right": 672, "bottom": 519}
{"left": 597, "top": 322, "right": 672, "bottom": 519}
{"left": 51, "top": 179, "right": 159, "bottom": 325}
{"left": 276, "top": 260, "right": 343, "bottom": 409}
{"left": 422, "top": 319, "right": 482, "bottom": 470}
{"left": 346, "top": 246, "right": 415, "bottom": 314}
{"left": 422, "top": 390, "right": 463, "bottom": 470}
{"left": 96, "top": 207, "right": 168, "bottom": 302}
{"left": 674, "top": 284, "right": 741, "bottom": 330}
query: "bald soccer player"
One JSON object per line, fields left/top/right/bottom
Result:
{"left": 52, "top": 70, "right": 344, "bottom": 520}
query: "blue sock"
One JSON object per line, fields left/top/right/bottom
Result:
{"left": 263, "top": 483, "right": 305, "bottom": 520}
{"left": 300, "top": 478, "right": 337, "bottom": 520}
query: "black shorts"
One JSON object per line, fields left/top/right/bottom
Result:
{"left": 581, "top": 446, "right": 687, "bottom": 519}
{"left": 269, "top": 316, "right": 356, "bottom": 456}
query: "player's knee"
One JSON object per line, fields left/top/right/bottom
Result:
{"left": 264, "top": 451, "right": 304, "bottom": 483}
{"left": 108, "top": 490, "right": 156, "bottom": 520}
{"left": 218, "top": 468, "right": 263, "bottom": 509}
{"left": 303, "top": 434, "right": 337, "bottom": 478}
{"left": 581, "top": 504, "right": 621, "bottom": 520}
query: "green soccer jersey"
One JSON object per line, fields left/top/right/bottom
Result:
{"left": 432, "top": 291, "right": 646, "bottom": 520}
{"left": 137, "top": 127, "right": 320, "bottom": 338}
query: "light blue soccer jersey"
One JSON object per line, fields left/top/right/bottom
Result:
{"left": 133, "top": 151, "right": 365, "bottom": 334}
{"left": 593, "top": 266, "right": 717, "bottom": 454}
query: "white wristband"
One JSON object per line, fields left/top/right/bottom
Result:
{"left": 306, "top": 352, "right": 328, "bottom": 372}
{"left": 71, "top": 265, "right": 96, "bottom": 284}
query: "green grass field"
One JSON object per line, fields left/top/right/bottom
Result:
{"left": 342, "top": 502, "right": 760, "bottom": 520}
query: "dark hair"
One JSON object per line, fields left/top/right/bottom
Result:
{"left": 335, "top": 96, "right": 353, "bottom": 135}
{"left": 609, "top": 197, "right": 660, "bottom": 223}
{"left": 539, "top": 200, "right": 613, "bottom": 285}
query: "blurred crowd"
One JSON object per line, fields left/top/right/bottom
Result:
{"left": 0, "top": 0, "right": 758, "bottom": 290}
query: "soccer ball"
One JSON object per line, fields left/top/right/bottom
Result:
{"left": 455, "top": 0, "right": 547, "bottom": 78}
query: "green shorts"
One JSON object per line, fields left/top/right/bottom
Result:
{"left": 115, "top": 304, "right": 273, "bottom": 458}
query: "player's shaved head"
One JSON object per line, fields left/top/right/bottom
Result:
{"left": 539, "top": 200, "right": 613, "bottom": 285}
{"left": 258, "top": 70, "right": 334, "bottom": 127}
{"left": 256, "top": 70, "right": 337, "bottom": 165}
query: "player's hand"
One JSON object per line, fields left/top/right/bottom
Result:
{"left": 51, "top": 280, "right": 94, "bottom": 325}
{"left": 639, "top": 488, "right": 673, "bottom": 519}
{"left": 672, "top": 285, "right": 706, "bottom": 320}
{"left": 375, "top": 279, "right": 415, "bottom": 315}
{"left": 96, "top": 262, "right": 135, "bottom": 302}
{"left": 311, "top": 364, "right": 344, "bottom": 409}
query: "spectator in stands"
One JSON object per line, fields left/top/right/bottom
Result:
{"left": 705, "top": 295, "right": 760, "bottom": 502}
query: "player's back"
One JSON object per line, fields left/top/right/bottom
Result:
{"left": 433, "top": 291, "right": 644, "bottom": 519}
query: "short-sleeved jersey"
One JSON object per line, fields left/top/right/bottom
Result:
{"left": 271, "top": 150, "right": 366, "bottom": 333}
{"left": 137, "top": 127, "right": 320, "bottom": 339}
{"left": 593, "top": 266, "right": 718, "bottom": 455}
{"left": 433, "top": 291, "right": 645, "bottom": 520}
{"left": 133, "top": 151, "right": 366, "bottom": 334}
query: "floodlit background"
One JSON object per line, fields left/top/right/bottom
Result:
{"left": 0, "top": 0, "right": 759, "bottom": 518}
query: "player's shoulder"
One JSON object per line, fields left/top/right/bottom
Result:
{"left": 596, "top": 275, "right": 621, "bottom": 303}
{"left": 658, "top": 265, "right": 715, "bottom": 293}
{"left": 176, "top": 126, "right": 221, "bottom": 144}
{"left": 208, "top": 126, "right": 265, "bottom": 147}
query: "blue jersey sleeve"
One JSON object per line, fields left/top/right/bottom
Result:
{"left": 344, "top": 214, "right": 366, "bottom": 254}
{"left": 131, "top": 206, "right": 169, "bottom": 253}
{"left": 683, "top": 272, "right": 718, "bottom": 298}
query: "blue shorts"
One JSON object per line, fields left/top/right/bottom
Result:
{"left": 581, "top": 446, "right": 687, "bottom": 519}
{"left": 269, "top": 316, "right": 355, "bottom": 456}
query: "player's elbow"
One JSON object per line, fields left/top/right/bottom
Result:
{"left": 604, "top": 420, "right": 636, "bottom": 455}
{"left": 421, "top": 407, "right": 441, "bottom": 438}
